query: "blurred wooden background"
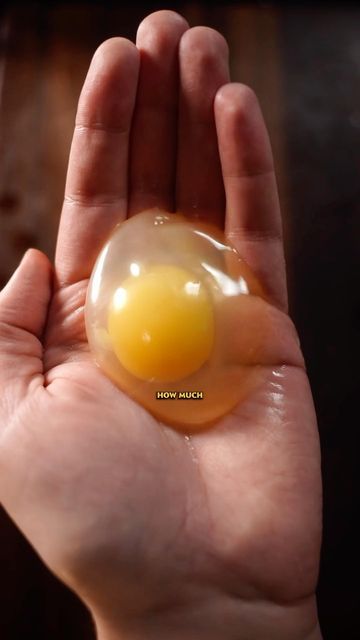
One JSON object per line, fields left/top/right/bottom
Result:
{"left": 0, "top": 2, "right": 359, "bottom": 639}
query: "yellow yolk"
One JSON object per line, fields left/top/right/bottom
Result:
{"left": 107, "top": 264, "right": 215, "bottom": 383}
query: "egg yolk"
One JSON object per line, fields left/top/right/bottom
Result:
{"left": 107, "top": 264, "right": 215, "bottom": 383}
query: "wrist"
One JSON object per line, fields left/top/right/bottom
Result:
{"left": 92, "top": 594, "right": 321, "bottom": 640}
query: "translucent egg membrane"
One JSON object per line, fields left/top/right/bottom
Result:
{"left": 85, "top": 209, "right": 268, "bottom": 430}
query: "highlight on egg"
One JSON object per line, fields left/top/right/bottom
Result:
{"left": 85, "top": 208, "right": 270, "bottom": 430}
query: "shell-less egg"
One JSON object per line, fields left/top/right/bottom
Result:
{"left": 85, "top": 209, "right": 269, "bottom": 430}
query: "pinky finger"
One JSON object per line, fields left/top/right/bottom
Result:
{"left": 215, "top": 83, "right": 288, "bottom": 312}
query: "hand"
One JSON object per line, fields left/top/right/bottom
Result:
{"left": 0, "top": 10, "right": 322, "bottom": 640}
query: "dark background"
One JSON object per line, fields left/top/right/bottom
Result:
{"left": 0, "top": 2, "right": 359, "bottom": 638}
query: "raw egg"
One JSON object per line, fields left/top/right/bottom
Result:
{"left": 85, "top": 209, "right": 269, "bottom": 430}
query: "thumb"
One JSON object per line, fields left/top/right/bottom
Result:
{"left": 0, "top": 249, "right": 53, "bottom": 410}
{"left": 0, "top": 249, "right": 52, "bottom": 336}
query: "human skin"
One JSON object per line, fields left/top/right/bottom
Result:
{"left": 0, "top": 10, "right": 322, "bottom": 640}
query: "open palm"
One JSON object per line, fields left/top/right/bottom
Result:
{"left": 0, "top": 11, "right": 322, "bottom": 640}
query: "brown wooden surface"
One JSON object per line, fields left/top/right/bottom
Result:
{"left": 0, "top": 2, "right": 359, "bottom": 639}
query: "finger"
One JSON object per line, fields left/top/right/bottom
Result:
{"left": 215, "top": 83, "right": 288, "bottom": 311}
{"left": 0, "top": 250, "right": 52, "bottom": 405}
{"left": 55, "top": 38, "right": 140, "bottom": 287}
{"left": 128, "top": 10, "right": 189, "bottom": 216}
{"left": 0, "top": 249, "right": 52, "bottom": 338}
{"left": 176, "top": 27, "right": 230, "bottom": 227}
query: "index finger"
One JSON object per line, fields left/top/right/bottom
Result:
{"left": 55, "top": 38, "right": 140, "bottom": 288}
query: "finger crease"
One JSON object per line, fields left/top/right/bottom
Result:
{"left": 63, "top": 194, "right": 126, "bottom": 208}
{"left": 75, "top": 122, "right": 130, "bottom": 135}
{"left": 227, "top": 229, "right": 283, "bottom": 243}
{"left": 224, "top": 168, "right": 274, "bottom": 180}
